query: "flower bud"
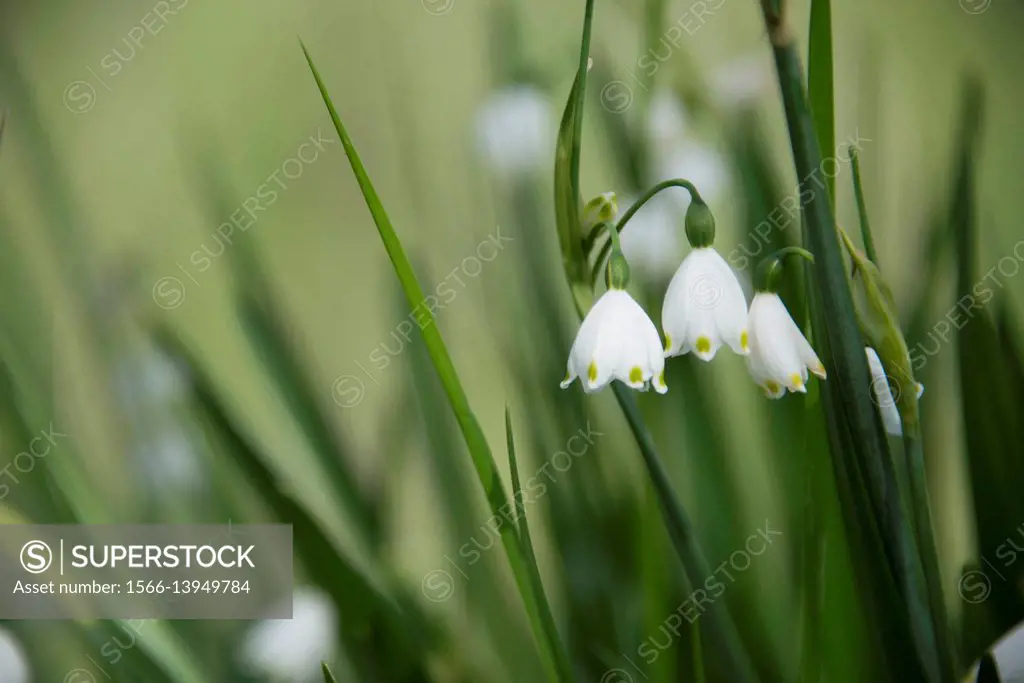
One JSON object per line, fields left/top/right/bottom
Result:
{"left": 840, "top": 229, "right": 920, "bottom": 435}
{"left": 582, "top": 192, "right": 618, "bottom": 232}
{"left": 684, "top": 201, "right": 716, "bottom": 248}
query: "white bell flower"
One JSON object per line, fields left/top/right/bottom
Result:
{"left": 659, "top": 199, "right": 748, "bottom": 361}
{"left": 865, "top": 347, "right": 924, "bottom": 436}
{"left": 742, "top": 248, "right": 827, "bottom": 397}
{"left": 561, "top": 241, "right": 667, "bottom": 394}
{"left": 746, "top": 291, "right": 827, "bottom": 397}
{"left": 662, "top": 245, "right": 750, "bottom": 361}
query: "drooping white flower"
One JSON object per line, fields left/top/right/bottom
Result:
{"left": 561, "top": 289, "right": 667, "bottom": 394}
{"left": 473, "top": 84, "right": 553, "bottom": 175}
{"left": 662, "top": 246, "right": 749, "bottom": 361}
{"left": 865, "top": 347, "right": 924, "bottom": 436}
{"left": 239, "top": 586, "right": 338, "bottom": 682}
{"left": 746, "top": 292, "right": 827, "bottom": 398}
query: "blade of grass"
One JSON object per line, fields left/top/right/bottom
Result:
{"left": 807, "top": 0, "right": 835, "bottom": 202}
{"left": 760, "top": 3, "right": 949, "bottom": 680}
{"left": 849, "top": 149, "right": 878, "bottom": 265}
{"left": 301, "top": 43, "right": 573, "bottom": 683}
{"left": 506, "top": 405, "right": 570, "bottom": 679}
{"left": 322, "top": 661, "right": 340, "bottom": 683}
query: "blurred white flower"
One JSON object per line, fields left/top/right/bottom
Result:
{"left": 708, "top": 55, "right": 772, "bottom": 108}
{"left": 655, "top": 142, "right": 730, "bottom": 207}
{"left": 114, "top": 347, "right": 187, "bottom": 406}
{"left": 140, "top": 431, "right": 203, "bottom": 492}
{"left": 647, "top": 89, "right": 690, "bottom": 149}
{"left": 561, "top": 289, "right": 667, "bottom": 394}
{"left": 0, "top": 628, "right": 30, "bottom": 683}
{"left": 865, "top": 347, "right": 924, "bottom": 436}
{"left": 646, "top": 90, "right": 730, "bottom": 207}
{"left": 240, "top": 586, "right": 338, "bottom": 682}
{"left": 746, "top": 292, "right": 826, "bottom": 398}
{"left": 662, "top": 247, "right": 749, "bottom": 361}
{"left": 474, "top": 84, "right": 553, "bottom": 175}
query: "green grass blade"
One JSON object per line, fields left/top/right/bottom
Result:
{"left": 505, "top": 405, "right": 574, "bottom": 681}
{"left": 807, "top": 0, "right": 835, "bottom": 201}
{"left": 761, "top": 3, "right": 948, "bottom": 680}
{"left": 321, "top": 661, "right": 339, "bottom": 683}
{"left": 301, "top": 43, "right": 573, "bottom": 683}
{"left": 850, "top": 148, "right": 879, "bottom": 265}
{"left": 611, "top": 384, "right": 760, "bottom": 683}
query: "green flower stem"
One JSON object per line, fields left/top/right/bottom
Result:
{"left": 303, "top": 44, "right": 573, "bottom": 683}
{"left": 590, "top": 178, "right": 705, "bottom": 287}
{"left": 849, "top": 148, "right": 879, "bottom": 265}
{"left": 753, "top": 246, "right": 815, "bottom": 293}
{"left": 611, "top": 384, "right": 760, "bottom": 683}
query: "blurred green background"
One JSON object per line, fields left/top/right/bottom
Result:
{"left": 1, "top": 0, "right": 1023, "bottom": 681}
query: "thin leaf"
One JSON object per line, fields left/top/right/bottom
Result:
{"left": 322, "top": 661, "right": 340, "bottom": 683}
{"left": 760, "top": 2, "right": 948, "bottom": 680}
{"left": 850, "top": 148, "right": 879, "bottom": 265}
{"left": 506, "top": 405, "right": 570, "bottom": 680}
{"left": 807, "top": 0, "right": 835, "bottom": 201}
{"left": 301, "top": 43, "right": 573, "bottom": 683}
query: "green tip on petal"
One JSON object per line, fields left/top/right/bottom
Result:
{"left": 629, "top": 366, "right": 643, "bottom": 384}
{"left": 695, "top": 336, "right": 711, "bottom": 354}
{"left": 587, "top": 361, "right": 598, "bottom": 383}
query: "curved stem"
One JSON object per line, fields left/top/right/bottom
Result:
{"left": 589, "top": 178, "right": 705, "bottom": 286}
{"left": 773, "top": 246, "right": 816, "bottom": 264}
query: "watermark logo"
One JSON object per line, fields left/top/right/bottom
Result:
{"left": 689, "top": 274, "right": 723, "bottom": 309}
{"left": 960, "top": 0, "right": 992, "bottom": 14}
{"left": 20, "top": 541, "right": 53, "bottom": 574}
{"left": 422, "top": 0, "right": 455, "bottom": 15}
{"left": 957, "top": 522, "right": 1024, "bottom": 604}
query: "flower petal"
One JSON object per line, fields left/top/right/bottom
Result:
{"left": 704, "top": 248, "right": 750, "bottom": 355}
{"left": 749, "top": 293, "right": 805, "bottom": 389}
{"left": 865, "top": 347, "right": 903, "bottom": 435}
{"left": 662, "top": 257, "right": 694, "bottom": 357}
